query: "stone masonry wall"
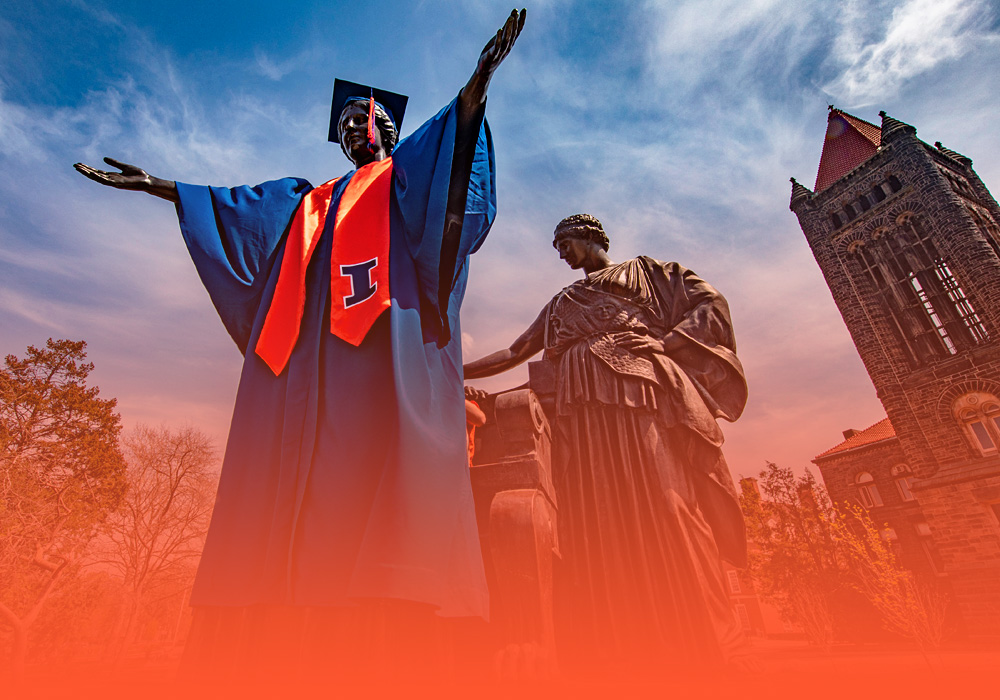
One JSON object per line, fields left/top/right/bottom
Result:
{"left": 793, "top": 123, "right": 1000, "bottom": 478}
{"left": 815, "top": 439, "right": 937, "bottom": 579}
{"left": 915, "top": 472, "right": 1000, "bottom": 637}
{"left": 794, "top": 114, "right": 1000, "bottom": 636}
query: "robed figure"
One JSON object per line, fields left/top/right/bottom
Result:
{"left": 465, "top": 214, "right": 749, "bottom": 672}
{"left": 75, "top": 10, "right": 525, "bottom": 678}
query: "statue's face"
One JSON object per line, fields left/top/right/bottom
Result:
{"left": 338, "top": 102, "right": 384, "bottom": 166}
{"left": 554, "top": 235, "right": 594, "bottom": 270}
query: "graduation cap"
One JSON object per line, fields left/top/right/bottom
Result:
{"left": 328, "top": 79, "right": 409, "bottom": 145}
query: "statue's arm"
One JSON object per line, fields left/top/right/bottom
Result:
{"left": 73, "top": 157, "right": 179, "bottom": 203}
{"left": 437, "top": 9, "right": 525, "bottom": 329}
{"left": 457, "top": 8, "right": 525, "bottom": 133}
{"left": 464, "top": 306, "right": 545, "bottom": 379}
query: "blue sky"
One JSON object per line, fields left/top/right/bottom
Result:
{"left": 3, "top": 0, "right": 1000, "bottom": 478}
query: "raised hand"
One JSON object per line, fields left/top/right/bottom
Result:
{"left": 477, "top": 8, "right": 526, "bottom": 79}
{"left": 461, "top": 8, "right": 526, "bottom": 108}
{"left": 73, "top": 157, "right": 178, "bottom": 202}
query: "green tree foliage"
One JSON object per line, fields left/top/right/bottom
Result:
{"left": 0, "top": 339, "right": 126, "bottom": 674}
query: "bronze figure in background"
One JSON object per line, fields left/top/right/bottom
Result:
{"left": 464, "top": 213, "right": 750, "bottom": 672}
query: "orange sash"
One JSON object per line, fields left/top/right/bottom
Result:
{"left": 255, "top": 158, "right": 393, "bottom": 375}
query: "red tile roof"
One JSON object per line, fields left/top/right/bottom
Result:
{"left": 814, "top": 109, "right": 881, "bottom": 192}
{"left": 814, "top": 417, "right": 896, "bottom": 460}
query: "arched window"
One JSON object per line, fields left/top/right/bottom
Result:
{"left": 890, "top": 464, "right": 916, "bottom": 502}
{"left": 953, "top": 392, "right": 1000, "bottom": 456}
{"left": 852, "top": 211, "right": 988, "bottom": 367}
{"left": 855, "top": 472, "right": 883, "bottom": 508}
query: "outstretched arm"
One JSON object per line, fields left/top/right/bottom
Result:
{"left": 464, "top": 306, "right": 545, "bottom": 379}
{"left": 458, "top": 8, "right": 526, "bottom": 128}
{"left": 439, "top": 10, "right": 526, "bottom": 335}
{"left": 73, "top": 157, "right": 179, "bottom": 203}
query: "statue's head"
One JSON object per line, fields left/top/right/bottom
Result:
{"left": 328, "top": 79, "right": 408, "bottom": 168}
{"left": 337, "top": 99, "right": 399, "bottom": 165}
{"left": 552, "top": 214, "right": 611, "bottom": 271}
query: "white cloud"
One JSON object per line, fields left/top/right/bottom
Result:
{"left": 4, "top": 0, "right": 1000, "bottom": 480}
{"left": 253, "top": 47, "right": 318, "bottom": 82}
{"left": 646, "top": 0, "right": 785, "bottom": 57}
{"left": 254, "top": 50, "right": 289, "bottom": 81}
{"left": 824, "top": 0, "right": 995, "bottom": 105}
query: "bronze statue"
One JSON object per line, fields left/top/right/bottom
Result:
{"left": 72, "top": 9, "right": 526, "bottom": 684}
{"left": 73, "top": 9, "right": 525, "bottom": 204}
{"left": 464, "top": 214, "right": 749, "bottom": 671}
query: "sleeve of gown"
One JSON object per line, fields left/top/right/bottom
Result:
{"left": 390, "top": 97, "right": 497, "bottom": 326}
{"left": 174, "top": 177, "right": 312, "bottom": 354}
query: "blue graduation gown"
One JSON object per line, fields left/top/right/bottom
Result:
{"left": 174, "top": 99, "right": 495, "bottom": 618}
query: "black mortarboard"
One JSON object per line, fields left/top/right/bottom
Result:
{"left": 328, "top": 79, "right": 409, "bottom": 143}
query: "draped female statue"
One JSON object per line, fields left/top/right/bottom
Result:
{"left": 464, "top": 214, "right": 750, "bottom": 671}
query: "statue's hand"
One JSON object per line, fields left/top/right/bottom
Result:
{"left": 476, "top": 8, "right": 526, "bottom": 79}
{"left": 465, "top": 386, "right": 489, "bottom": 403}
{"left": 74, "top": 157, "right": 179, "bottom": 202}
{"left": 615, "top": 331, "right": 666, "bottom": 356}
{"left": 74, "top": 157, "right": 154, "bottom": 191}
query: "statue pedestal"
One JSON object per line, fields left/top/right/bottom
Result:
{"left": 469, "top": 387, "right": 559, "bottom": 677}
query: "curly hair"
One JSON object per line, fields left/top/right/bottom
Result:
{"left": 552, "top": 213, "right": 610, "bottom": 252}
{"left": 337, "top": 98, "right": 399, "bottom": 162}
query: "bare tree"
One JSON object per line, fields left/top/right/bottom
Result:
{"left": 96, "top": 425, "right": 217, "bottom": 657}
{"left": 0, "top": 339, "right": 125, "bottom": 677}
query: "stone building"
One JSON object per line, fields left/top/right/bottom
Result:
{"left": 812, "top": 419, "right": 942, "bottom": 580}
{"left": 790, "top": 107, "right": 1000, "bottom": 637}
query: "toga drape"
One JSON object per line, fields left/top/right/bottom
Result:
{"left": 542, "top": 256, "right": 748, "bottom": 665}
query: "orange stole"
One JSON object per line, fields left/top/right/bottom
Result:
{"left": 255, "top": 158, "right": 394, "bottom": 375}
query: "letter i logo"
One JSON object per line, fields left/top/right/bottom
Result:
{"left": 340, "top": 258, "right": 379, "bottom": 308}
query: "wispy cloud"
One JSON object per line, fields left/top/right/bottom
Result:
{"left": 252, "top": 47, "right": 319, "bottom": 82}
{"left": 824, "top": 0, "right": 996, "bottom": 105}
{"left": 3, "top": 0, "right": 1000, "bottom": 477}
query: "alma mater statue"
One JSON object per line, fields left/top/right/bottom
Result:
{"left": 464, "top": 214, "right": 750, "bottom": 670}
{"left": 74, "top": 9, "right": 525, "bottom": 656}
